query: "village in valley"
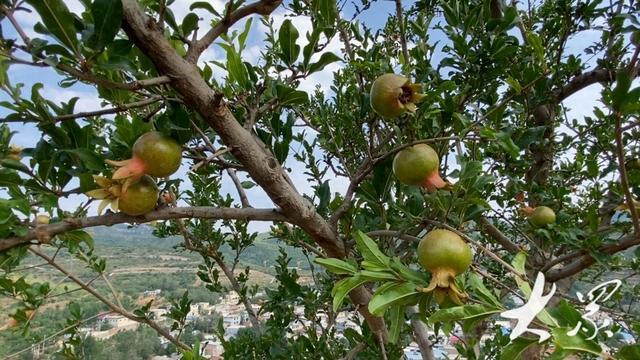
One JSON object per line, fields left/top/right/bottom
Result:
{"left": 71, "top": 291, "right": 455, "bottom": 359}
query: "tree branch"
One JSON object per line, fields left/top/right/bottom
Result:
{"left": 546, "top": 233, "right": 640, "bottom": 281}
{"left": 478, "top": 217, "right": 523, "bottom": 253}
{"left": 0, "top": 207, "right": 287, "bottom": 251}
{"left": 185, "top": 0, "right": 282, "bottom": 63}
{"left": 120, "top": 0, "right": 388, "bottom": 341}
{"left": 29, "top": 246, "right": 190, "bottom": 351}
{"left": 1, "top": 96, "right": 164, "bottom": 123}
{"left": 614, "top": 114, "right": 640, "bottom": 234}
{"left": 407, "top": 305, "right": 436, "bottom": 360}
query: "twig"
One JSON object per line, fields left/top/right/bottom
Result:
{"left": 367, "top": 230, "right": 421, "bottom": 244}
{"left": 614, "top": 113, "right": 640, "bottom": 234}
{"left": 478, "top": 217, "right": 523, "bottom": 253}
{"left": 185, "top": 0, "right": 282, "bottom": 63}
{"left": 394, "top": 0, "right": 410, "bottom": 73}
{"left": 2, "top": 311, "right": 113, "bottom": 359}
{"left": 1, "top": 96, "right": 164, "bottom": 123}
{"left": 227, "top": 168, "right": 252, "bottom": 207}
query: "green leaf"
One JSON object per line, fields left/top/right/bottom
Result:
{"left": 368, "top": 282, "right": 419, "bottom": 316}
{"left": 505, "top": 76, "right": 522, "bottom": 94}
{"left": 388, "top": 305, "right": 404, "bottom": 344}
{"left": 26, "top": 0, "right": 78, "bottom": 52}
{"left": 314, "top": 0, "right": 337, "bottom": 25}
{"left": 238, "top": 18, "right": 253, "bottom": 51}
{"left": 240, "top": 181, "right": 255, "bottom": 189}
{"left": 527, "top": 33, "right": 544, "bottom": 63}
{"left": 360, "top": 270, "right": 398, "bottom": 281}
{"left": 182, "top": 13, "right": 199, "bottom": 36}
{"left": 307, "top": 52, "right": 341, "bottom": 74}
{"left": 302, "top": 28, "right": 321, "bottom": 68}
{"left": 331, "top": 274, "right": 369, "bottom": 312}
{"left": 612, "top": 71, "right": 632, "bottom": 111}
{"left": 617, "top": 345, "right": 640, "bottom": 360}
{"left": 63, "top": 149, "right": 105, "bottom": 171}
{"left": 87, "top": 0, "right": 123, "bottom": 51}
{"left": 278, "top": 19, "right": 300, "bottom": 65}
{"left": 315, "top": 258, "right": 357, "bottom": 275}
{"left": 354, "top": 231, "right": 391, "bottom": 269}
{"left": 429, "top": 304, "right": 502, "bottom": 323}
{"left": 389, "top": 258, "right": 428, "bottom": 285}
{"left": 189, "top": 1, "right": 220, "bottom": 16}
{"left": 275, "top": 85, "right": 308, "bottom": 106}
{"left": 552, "top": 327, "right": 601, "bottom": 355}
{"left": 221, "top": 44, "right": 250, "bottom": 89}
{"left": 500, "top": 337, "right": 540, "bottom": 360}
{"left": 467, "top": 272, "right": 502, "bottom": 307}
{"left": 0, "top": 159, "right": 31, "bottom": 174}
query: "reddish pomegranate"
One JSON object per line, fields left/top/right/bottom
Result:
{"left": 108, "top": 131, "right": 182, "bottom": 181}
{"left": 393, "top": 144, "right": 447, "bottom": 191}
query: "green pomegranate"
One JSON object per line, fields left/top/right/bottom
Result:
{"left": 108, "top": 131, "right": 182, "bottom": 180}
{"left": 417, "top": 229, "right": 472, "bottom": 305}
{"left": 393, "top": 144, "right": 447, "bottom": 191}
{"left": 528, "top": 206, "right": 556, "bottom": 227}
{"left": 370, "top": 74, "right": 425, "bottom": 118}
{"left": 118, "top": 176, "right": 159, "bottom": 216}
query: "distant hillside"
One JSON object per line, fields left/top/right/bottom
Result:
{"left": 87, "top": 224, "right": 313, "bottom": 271}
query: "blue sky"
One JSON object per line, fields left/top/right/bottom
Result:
{"left": 0, "top": 0, "right": 609, "bottom": 231}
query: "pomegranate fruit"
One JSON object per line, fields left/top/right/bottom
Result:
{"left": 86, "top": 175, "right": 159, "bottom": 215}
{"left": 108, "top": 131, "right": 182, "bottom": 181}
{"left": 118, "top": 176, "right": 159, "bottom": 216}
{"left": 370, "top": 74, "right": 425, "bottom": 118}
{"left": 527, "top": 206, "right": 556, "bottom": 227}
{"left": 417, "top": 229, "right": 472, "bottom": 305}
{"left": 393, "top": 144, "right": 447, "bottom": 191}
{"left": 7, "top": 145, "right": 22, "bottom": 161}
{"left": 36, "top": 214, "right": 50, "bottom": 225}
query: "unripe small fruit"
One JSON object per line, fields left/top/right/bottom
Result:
{"left": 393, "top": 144, "right": 447, "bottom": 191}
{"left": 7, "top": 145, "right": 22, "bottom": 161}
{"left": 36, "top": 214, "right": 50, "bottom": 225}
{"left": 370, "top": 74, "right": 425, "bottom": 118}
{"left": 528, "top": 206, "right": 556, "bottom": 227}
{"left": 118, "top": 176, "right": 159, "bottom": 216}
{"left": 108, "top": 131, "right": 182, "bottom": 181}
{"left": 417, "top": 229, "right": 472, "bottom": 304}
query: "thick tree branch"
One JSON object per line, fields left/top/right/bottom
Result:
{"left": 185, "top": 0, "right": 282, "bottom": 63}
{"left": 478, "top": 217, "right": 523, "bottom": 253}
{"left": 0, "top": 207, "right": 287, "bottom": 251}
{"left": 120, "top": 0, "right": 388, "bottom": 341}
{"left": 407, "top": 306, "right": 436, "bottom": 360}
{"left": 546, "top": 233, "right": 640, "bottom": 281}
